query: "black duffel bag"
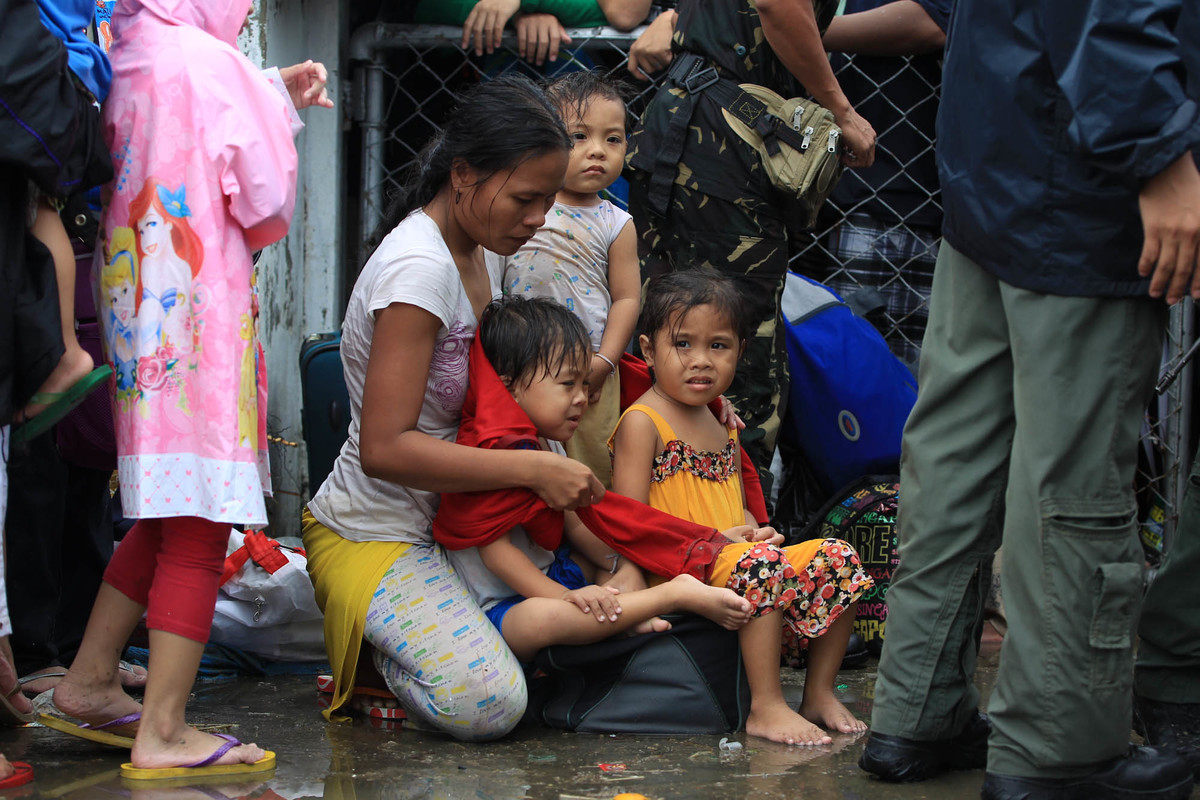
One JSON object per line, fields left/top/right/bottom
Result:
{"left": 532, "top": 614, "right": 749, "bottom": 734}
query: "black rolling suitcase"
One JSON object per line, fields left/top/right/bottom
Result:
{"left": 299, "top": 332, "right": 351, "bottom": 498}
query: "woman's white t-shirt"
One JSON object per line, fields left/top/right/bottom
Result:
{"left": 308, "top": 210, "right": 502, "bottom": 543}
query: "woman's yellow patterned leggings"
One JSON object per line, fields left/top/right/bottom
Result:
{"left": 364, "top": 544, "right": 527, "bottom": 741}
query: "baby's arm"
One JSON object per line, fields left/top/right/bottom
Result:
{"left": 480, "top": 533, "right": 621, "bottom": 622}
{"left": 589, "top": 222, "right": 640, "bottom": 404}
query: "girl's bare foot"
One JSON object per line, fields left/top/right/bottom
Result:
{"left": 628, "top": 617, "right": 673, "bottom": 636}
{"left": 746, "top": 700, "right": 832, "bottom": 746}
{"left": 668, "top": 574, "right": 752, "bottom": 630}
{"left": 48, "top": 672, "right": 143, "bottom": 737}
{"left": 798, "top": 693, "right": 868, "bottom": 734}
{"left": 16, "top": 346, "right": 94, "bottom": 423}
{"left": 131, "top": 727, "right": 265, "bottom": 770}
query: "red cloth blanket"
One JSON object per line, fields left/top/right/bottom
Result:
{"left": 432, "top": 336, "right": 729, "bottom": 581}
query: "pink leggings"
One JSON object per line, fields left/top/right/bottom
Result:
{"left": 103, "top": 516, "right": 229, "bottom": 642}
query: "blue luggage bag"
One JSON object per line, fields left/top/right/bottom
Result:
{"left": 299, "top": 332, "right": 351, "bottom": 498}
{"left": 779, "top": 273, "right": 918, "bottom": 494}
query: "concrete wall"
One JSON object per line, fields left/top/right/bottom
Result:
{"left": 239, "top": 0, "right": 345, "bottom": 536}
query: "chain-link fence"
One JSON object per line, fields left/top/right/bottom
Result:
{"left": 345, "top": 21, "right": 1195, "bottom": 551}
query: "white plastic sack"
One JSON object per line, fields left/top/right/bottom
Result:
{"left": 210, "top": 530, "right": 327, "bottom": 662}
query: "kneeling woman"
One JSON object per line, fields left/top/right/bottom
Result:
{"left": 302, "top": 76, "right": 601, "bottom": 741}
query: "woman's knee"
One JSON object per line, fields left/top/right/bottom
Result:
{"left": 413, "top": 666, "right": 528, "bottom": 742}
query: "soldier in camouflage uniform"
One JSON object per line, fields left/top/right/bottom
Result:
{"left": 626, "top": 0, "right": 876, "bottom": 506}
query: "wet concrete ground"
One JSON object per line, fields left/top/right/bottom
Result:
{"left": 5, "top": 639, "right": 1197, "bottom": 800}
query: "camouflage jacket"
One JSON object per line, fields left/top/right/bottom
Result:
{"left": 627, "top": 0, "right": 838, "bottom": 210}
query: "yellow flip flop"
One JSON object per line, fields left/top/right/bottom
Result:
{"left": 38, "top": 708, "right": 138, "bottom": 748}
{"left": 120, "top": 735, "right": 275, "bottom": 781}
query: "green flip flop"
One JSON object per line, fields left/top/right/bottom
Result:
{"left": 12, "top": 365, "right": 113, "bottom": 445}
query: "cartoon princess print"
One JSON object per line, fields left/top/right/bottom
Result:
{"left": 130, "top": 178, "right": 204, "bottom": 357}
{"left": 100, "top": 227, "right": 142, "bottom": 401}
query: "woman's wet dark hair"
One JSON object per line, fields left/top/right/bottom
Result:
{"left": 639, "top": 270, "right": 752, "bottom": 345}
{"left": 373, "top": 75, "right": 571, "bottom": 246}
{"left": 480, "top": 296, "right": 591, "bottom": 388}
{"left": 544, "top": 69, "right": 632, "bottom": 133}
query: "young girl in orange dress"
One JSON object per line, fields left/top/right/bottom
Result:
{"left": 610, "top": 270, "right": 873, "bottom": 746}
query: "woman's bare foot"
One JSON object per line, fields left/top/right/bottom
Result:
{"left": 131, "top": 727, "right": 265, "bottom": 770}
{"left": 48, "top": 671, "right": 143, "bottom": 737}
{"left": 0, "top": 657, "right": 34, "bottom": 719}
{"left": 798, "top": 692, "right": 868, "bottom": 734}
{"left": 21, "top": 661, "right": 147, "bottom": 698}
{"left": 746, "top": 700, "right": 832, "bottom": 746}
{"left": 0, "top": 753, "right": 12, "bottom": 781}
{"left": 16, "top": 346, "right": 94, "bottom": 423}
{"left": 668, "top": 574, "right": 752, "bottom": 630}
{"left": 628, "top": 616, "right": 673, "bottom": 636}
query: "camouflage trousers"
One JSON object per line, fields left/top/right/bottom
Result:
{"left": 628, "top": 171, "right": 790, "bottom": 507}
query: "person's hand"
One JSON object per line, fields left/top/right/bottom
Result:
{"left": 564, "top": 584, "right": 622, "bottom": 622}
{"left": 462, "top": 0, "right": 521, "bottom": 56}
{"left": 279, "top": 60, "right": 334, "bottom": 110}
{"left": 748, "top": 525, "right": 784, "bottom": 545}
{"left": 530, "top": 451, "right": 605, "bottom": 510}
{"left": 627, "top": 8, "right": 675, "bottom": 80}
{"left": 720, "top": 524, "right": 755, "bottom": 543}
{"left": 586, "top": 358, "right": 611, "bottom": 406}
{"left": 515, "top": 12, "right": 571, "bottom": 65}
{"left": 835, "top": 106, "right": 876, "bottom": 168}
{"left": 714, "top": 395, "right": 746, "bottom": 431}
{"left": 1139, "top": 152, "right": 1200, "bottom": 305}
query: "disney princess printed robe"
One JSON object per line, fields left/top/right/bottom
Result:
{"left": 97, "top": 0, "right": 298, "bottom": 526}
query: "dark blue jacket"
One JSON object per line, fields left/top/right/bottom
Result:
{"left": 937, "top": 0, "right": 1200, "bottom": 297}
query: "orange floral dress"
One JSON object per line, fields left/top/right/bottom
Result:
{"left": 613, "top": 404, "right": 874, "bottom": 665}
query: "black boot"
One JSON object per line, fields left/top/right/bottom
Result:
{"left": 859, "top": 711, "right": 989, "bottom": 782}
{"left": 981, "top": 745, "right": 1193, "bottom": 800}
{"left": 1135, "top": 695, "right": 1200, "bottom": 780}
{"left": 841, "top": 632, "right": 869, "bottom": 670}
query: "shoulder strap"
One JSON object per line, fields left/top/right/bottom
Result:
{"left": 623, "top": 403, "right": 679, "bottom": 444}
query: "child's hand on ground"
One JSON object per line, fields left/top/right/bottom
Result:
{"left": 280, "top": 60, "right": 334, "bottom": 110}
{"left": 563, "top": 584, "right": 622, "bottom": 622}
{"left": 749, "top": 526, "right": 784, "bottom": 545}
{"left": 514, "top": 12, "right": 571, "bottom": 65}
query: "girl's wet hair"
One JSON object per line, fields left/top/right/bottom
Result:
{"left": 480, "top": 295, "right": 591, "bottom": 388}
{"left": 544, "top": 69, "right": 632, "bottom": 133}
{"left": 374, "top": 75, "right": 571, "bottom": 246}
{"left": 639, "top": 270, "right": 751, "bottom": 344}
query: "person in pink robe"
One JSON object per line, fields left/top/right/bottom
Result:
{"left": 43, "top": 0, "right": 330, "bottom": 776}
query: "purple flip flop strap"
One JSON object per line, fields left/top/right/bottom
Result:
{"left": 80, "top": 711, "right": 141, "bottom": 731}
{"left": 184, "top": 733, "right": 242, "bottom": 768}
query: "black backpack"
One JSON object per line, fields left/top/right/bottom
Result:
{"left": 532, "top": 614, "right": 749, "bottom": 734}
